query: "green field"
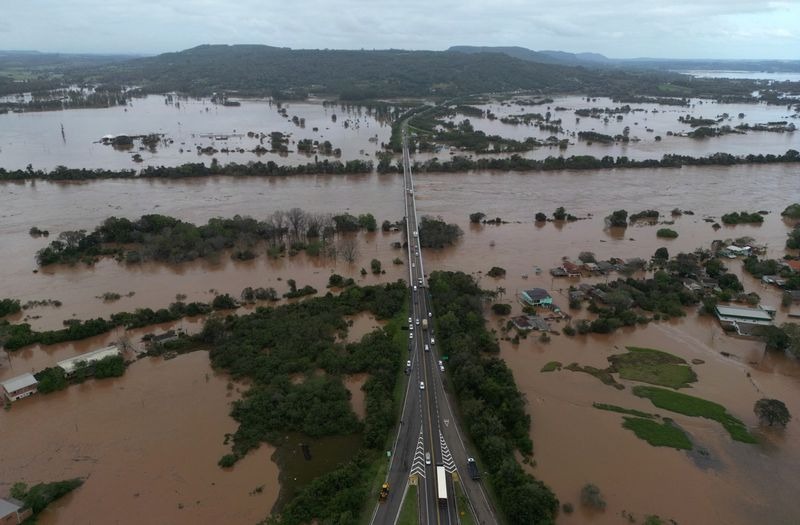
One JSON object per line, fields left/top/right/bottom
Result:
{"left": 622, "top": 416, "right": 693, "bottom": 450}
{"left": 609, "top": 346, "right": 697, "bottom": 389}
{"left": 397, "top": 484, "right": 418, "bottom": 525}
{"left": 633, "top": 386, "right": 757, "bottom": 443}
{"left": 453, "top": 481, "right": 477, "bottom": 525}
{"left": 540, "top": 361, "right": 562, "bottom": 372}
{"left": 592, "top": 402, "right": 655, "bottom": 419}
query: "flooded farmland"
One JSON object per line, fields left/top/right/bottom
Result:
{"left": 1, "top": 97, "right": 800, "bottom": 524}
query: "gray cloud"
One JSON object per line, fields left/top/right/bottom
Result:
{"left": 0, "top": 0, "right": 797, "bottom": 58}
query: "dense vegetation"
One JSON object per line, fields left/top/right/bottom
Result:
{"left": 633, "top": 386, "right": 756, "bottom": 443}
{"left": 570, "top": 270, "right": 699, "bottom": 334}
{"left": 377, "top": 149, "right": 800, "bottom": 175}
{"left": 720, "top": 211, "right": 765, "bottom": 225}
{"left": 417, "top": 216, "right": 463, "bottom": 248}
{"left": 198, "top": 281, "right": 406, "bottom": 522}
{"left": 0, "top": 159, "right": 373, "bottom": 182}
{"left": 2, "top": 150, "right": 799, "bottom": 185}
{"left": 35, "top": 210, "right": 377, "bottom": 266}
{"left": 9, "top": 478, "right": 84, "bottom": 517}
{"left": 0, "top": 300, "right": 213, "bottom": 350}
{"left": 0, "top": 298, "right": 21, "bottom": 318}
{"left": 428, "top": 271, "right": 558, "bottom": 525}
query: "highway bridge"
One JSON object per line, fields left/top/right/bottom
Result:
{"left": 369, "top": 130, "right": 498, "bottom": 525}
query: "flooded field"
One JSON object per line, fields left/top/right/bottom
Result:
{"left": 450, "top": 95, "right": 800, "bottom": 161}
{"left": 0, "top": 351, "right": 279, "bottom": 525}
{"left": 0, "top": 96, "right": 391, "bottom": 170}
{"left": 2, "top": 98, "right": 800, "bottom": 523}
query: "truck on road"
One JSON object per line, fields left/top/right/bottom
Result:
{"left": 422, "top": 319, "right": 428, "bottom": 331}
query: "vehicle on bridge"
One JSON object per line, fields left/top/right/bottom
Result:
{"left": 379, "top": 482, "right": 389, "bottom": 501}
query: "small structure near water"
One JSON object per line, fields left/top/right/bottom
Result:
{"left": 57, "top": 345, "right": 121, "bottom": 378}
{"left": 1, "top": 373, "right": 38, "bottom": 403}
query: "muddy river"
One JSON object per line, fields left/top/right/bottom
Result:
{"left": 0, "top": 351, "right": 278, "bottom": 525}
{"left": 1, "top": 101, "right": 799, "bottom": 523}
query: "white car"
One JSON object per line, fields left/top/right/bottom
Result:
{"left": 406, "top": 360, "right": 412, "bottom": 368}
{"left": 439, "top": 364, "right": 445, "bottom": 372}
{"left": 409, "top": 333, "right": 414, "bottom": 340}
{"left": 419, "top": 381, "right": 425, "bottom": 390}
{"left": 413, "top": 285, "right": 418, "bottom": 291}
{"left": 424, "top": 344, "right": 430, "bottom": 352}
{"left": 430, "top": 337, "right": 435, "bottom": 345}
{"left": 428, "top": 311, "right": 432, "bottom": 318}
{"left": 415, "top": 318, "right": 420, "bottom": 326}
{"left": 408, "top": 317, "right": 412, "bottom": 324}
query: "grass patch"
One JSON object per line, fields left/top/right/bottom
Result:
{"left": 609, "top": 346, "right": 697, "bottom": 389}
{"left": 540, "top": 361, "right": 562, "bottom": 372}
{"left": 622, "top": 416, "right": 692, "bottom": 450}
{"left": 592, "top": 403, "right": 655, "bottom": 419}
{"left": 397, "top": 484, "right": 419, "bottom": 525}
{"left": 453, "top": 480, "right": 477, "bottom": 525}
{"left": 565, "top": 362, "right": 624, "bottom": 389}
{"left": 633, "top": 386, "right": 757, "bottom": 443}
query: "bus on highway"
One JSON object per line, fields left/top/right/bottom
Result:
{"left": 436, "top": 464, "right": 447, "bottom": 506}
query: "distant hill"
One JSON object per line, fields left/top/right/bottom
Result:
{"left": 87, "top": 44, "right": 629, "bottom": 99}
{"left": 81, "top": 45, "right": 696, "bottom": 100}
{"left": 4, "top": 44, "right": 794, "bottom": 102}
{"left": 448, "top": 45, "right": 800, "bottom": 73}
{"left": 448, "top": 46, "right": 611, "bottom": 67}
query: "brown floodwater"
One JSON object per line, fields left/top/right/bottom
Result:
{"left": 2, "top": 131, "right": 800, "bottom": 523}
{"left": 0, "top": 351, "right": 279, "bottom": 525}
{"left": 0, "top": 96, "right": 391, "bottom": 170}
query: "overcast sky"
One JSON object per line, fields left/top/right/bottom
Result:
{"left": 2, "top": 0, "right": 798, "bottom": 59}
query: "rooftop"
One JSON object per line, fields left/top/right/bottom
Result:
{"left": 57, "top": 345, "right": 121, "bottom": 374}
{"left": 523, "top": 288, "right": 551, "bottom": 300}
{"left": 0, "top": 498, "right": 23, "bottom": 516}
{"left": 716, "top": 305, "right": 774, "bottom": 322}
{"left": 0, "top": 373, "right": 37, "bottom": 393}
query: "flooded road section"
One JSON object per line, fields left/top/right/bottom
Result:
{"left": 1, "top": 164, "right": 799, "bottom": 524}
{"left": 0, "top": 96, "right": 391, "bottom": 171}
{"left": 0, "top": 351, "right": 279, "bottom": 525}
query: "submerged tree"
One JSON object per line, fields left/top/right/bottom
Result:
{"left": 754, "top": 398, "right": 791, "bottom": 428}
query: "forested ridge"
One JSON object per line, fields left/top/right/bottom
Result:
{"left": 9, "top": 44, "right": 795, "bottom": 103}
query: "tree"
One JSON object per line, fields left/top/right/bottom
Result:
{"left": 553, "top": 207, "right": 567, "bottom": 221}
{"left": 357, "top": 213, "right": 377, "bottom": 232}
{"left": 469, "top": 212, "right": 486, "bottom": 223}
{"left": 754, "top": 398, "right": 791, "bottom": 428}
{"left": 580, "top": 483, "right": 606, "bottom": 510}
{"left": 653, "top": 247, "right": 669, "bottom": 261}
{"left": 487, "top": 266, "right": 506, "bottom": 278}
{"left": 606, "top": 210, "right": 628, "bottom": 227}
{"left": 578, "top": 251, "right": 596, "bottom": 263}
{"left": 337, "top": 237, "right": 359, "bottom": 263}
{"left": 370, "top": 259, "right": 382, "bottom": 274}
{"left": 534, "top": 212, "right": 547, "bottom": 223}
{"left": 491, "top": 303, "right": 511, "bottom": 315}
